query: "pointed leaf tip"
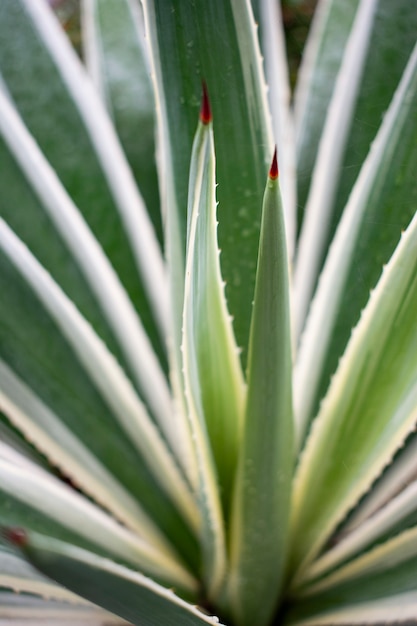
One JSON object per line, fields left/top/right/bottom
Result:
{"left": 200, "top": 81, "right": 212, "bottom": 124}
{"left": 1, "top": 527, "right": 28, "bottom": 547}
{"left": 269, "top": 148, "right": 279, "bottom": 180}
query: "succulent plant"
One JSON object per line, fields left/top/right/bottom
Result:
{"left": 0, "top": 0, "right": 417, "bottom": 624}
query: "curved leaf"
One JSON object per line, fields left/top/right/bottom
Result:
{"left": 12, "top": 533, "right": 224, "bottom": 626}
{"left": 291, "top": 201, "right": 417, "bottom": 576}
{"left": 143, "top": 0, "right": 272, "bottom": 366}
{"left": 228, "top": 157, "right": 293, "bottom": 626}
{"left": 81, "top": 0, "right": 162, "bottom": 246}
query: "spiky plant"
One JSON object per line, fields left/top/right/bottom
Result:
{"left": 0, "top": 0, "right": 417, "bottom": 624}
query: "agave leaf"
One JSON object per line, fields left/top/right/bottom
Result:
{"left": 0, "top": 360, "right": 173, "bottom": 543}
{"left": 0, "top": 219, "right": 198, "bottom": 533}
{"left": 0, "top": 240, "right": 198, "bottom": 568}
{"left": 290, "top": 197, "right": 417, "bottom": 575}
{"left": 0, "top": 87, "right": 179, "bottom": 458}
{"left": 228, "top": 156, "right": 293, "bottom": 626}
{"left": 255, "top": 0, "right": 297, "bottom": 258}
{"left": 81, "top": 0, "right": 162, "bottom": 246}
{"left": 10, "top": 532, "right": 224, "bottom": 626}
{"left": 294, "top": 39, "right": 417, "bottom": 444}
{"left": 0, "top": 0, "right": 166, "bottom": 352}
{"left": 142, "top": 0, "right": 272, "bottom": 365}
{"left": 294, "top": 0, "right": 417, "bottom": 384}
{"left": 183, "top": 95, "right": 246, "bottom": 515}
{"left": 298, "top": 480, "right": 417, "bottom": 587}
{"left": 0, "top": 591, "right": 127, "bottom": 626}
{"left": 182, "top": 102, "right": 243, "bottom": 598}
{"left": 345, "top": 433, "right": 417, "bottom": 532}
{"left": 286, "top": 593, "right": 417, "bottom": 626}
{"left": 293, "top": 0, "right": 378, "bottom": 340}
{"left": 0, "top": 449, "right": 197, "bottom": 594}
{"left": 294, "top": 0, "right": 361, "bottom": 218}
{"left": 287, "top": 529, "right": 417, "bottom": 624}
{"left": 0, "top": 544, "right": 86, "bottom": 605}
{"left": 296, "top": 526, "right": 417, "bottom": 597}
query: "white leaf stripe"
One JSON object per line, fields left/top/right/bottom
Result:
{"left": 299, "top": 476, "right": 417, "bottom": 586}
{"left": 181, "top": 122, "right": 227, "bottom": 599}
{"left": 292, "top": 0, "right": 378, "bottom": 342}
{"left": 294, "top": 39, "right": 417, "bottom": 446}
{"left": 24, "top": 536, "right": 223, "bottom": 625}
{"left": 0, "top": 219, "right": 199, "bottom": 535}
{"left": 345, "top": 433, "right": 417, "bottom": 533}
{"left": 0, "top": 360, "right": 170, "bottom": 548}
{"left": 0, "top": 454, "right": 197, "bottom": 592}
{"left": 0, "top": 590, "right": 128, "bottom": 624}
{"left": 306, "top": 525, "right": 417, "bottom": 596}
{"left": 291, "top": 189, "right": 417, "bottom": 573}
{"left": 260, "top": 0, "right": 297, "bottom": 259}
{"left": 289, "top": 591, "right": 417, "bottom": 625}
{"left": 20, "top": 0, "right": 169, "bottom": 342}
{"left": 0, "top": 84, "right": 182, "bottom": 468}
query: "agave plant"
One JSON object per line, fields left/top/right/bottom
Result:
{"left": 0, "top": 0, "right": 417, "bottom": 624}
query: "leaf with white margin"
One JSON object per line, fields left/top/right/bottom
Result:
{"left": 293, "top": 525, "right": 417, "bottom": 599}
{"left": 292, "top": 0, "right": 378, "bottom": 342}
{"left": 294, "top": 40, "right": 417, "bottom": 446}
{"left": 286, "top": 591, "right": 417, "bottom": 626}
{"left": 183, "top": 95, "right": 245, "bottom": 516}
{"left": 0, "top": 0, "right": 168, "bottom": 342}
{"left": 0, "top": 87, "right": 177, "bottom": 465}
{"left": 0, "top": 591, "right": 128, "bottom": 626}
{"left": 0, "top": 451, "right": 197, "bottom": 594}
{"left": 0, "top": 360, "right": 172, "bottom": 545}
{"left": 0, "top": 218, "right": 198, "bottom": 535}
{"left": 345, "top": 432, "right": 417, "bottom": 533}
{"left": 296, "top": 479, "right": 417, "bottom": 587}
{"left": 290, "top": 198, "right": 417, "bottom": 577}
{"left": 228, "top": 155, "right": 293, "bottom": 626}
{"left": 258, "top": 0, "right": 297, "bottom": 259}
{"left": 287, "top": 527, "right": 417, "bottom": 624}
{"left": 10, "top": 533, "right": 224, "bottom": 626}
{"left": 81, "top": 0, "right": 161, "bottom": 246}
{"left": 181, "top": 104, "right": 233, "bottom": 600}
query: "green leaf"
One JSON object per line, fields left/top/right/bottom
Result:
{"left": 13, "top": 532, "right": 224, "bottom": 626}
{"left": 287, "top": 528, "right": 417, "bottom": 625}
{"left": 258, "top": 0, "right": 297, "bottom": 257}
{"left": 142, "top": 0, "right": 272, "bottom": 365}
{"left": 294, "top": 0, "right": 417, "bottom": 395}
{"left": 294, "top": 0, "right": 361, "bottom": 220}
{"left": 81, "top": 0, "right": 162, "bottom": 246}
{"left": 345, "top": 433, "right": 417, "bottom": 533}
{"left": 297, "top": 480, "right": 417, "bottom": 588}
{"left": 0, "top": 591, "right": 127, "bottom": 625}
{"left": 294, "top": 39, "right": 417, "bottom": 444}
{"left": 0, "top": 359, "right": 172, "bottom": 544}
{"left": 228, "top": 157, "right": 294, "bottom": 626}
{"left": 0, "top": 0, "right": 167, "bottom": 363}
{"left": 181, "top": 108, "right": 239, "bottom": 599}
{"left": 0, "top": 447, "right": 197, "bottom": 594}
{"left": 293, "top": 0, "right": 378, "bottom": 340}
{"left": 183, "top": 99, "right": 246, "bottom": 514}
{"left": 0, "top": 219, "right": 198, "bottom": 534}
{"left": 290, "top": 189, "right": 417, "bottom": 576}
{"left": 0, "top": 543, "right": 83, "bottom": 602}
{"left": 0, "top": 221, "right": 199, "bottom": 570}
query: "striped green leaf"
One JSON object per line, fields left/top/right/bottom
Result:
{"left": 290, "top": 199, "right": 417, "bottom": 577}
{"left": 142, "top": 0, "right": 272, "bottom": 366}
{"left": 9, "top": 532, "right": 224, "bottom": 626}
{"left": 228, "top": 156, "right": 293, "bottom": 626}
{"left": 81, "top": 0, "right": 162, "bottom": 245}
